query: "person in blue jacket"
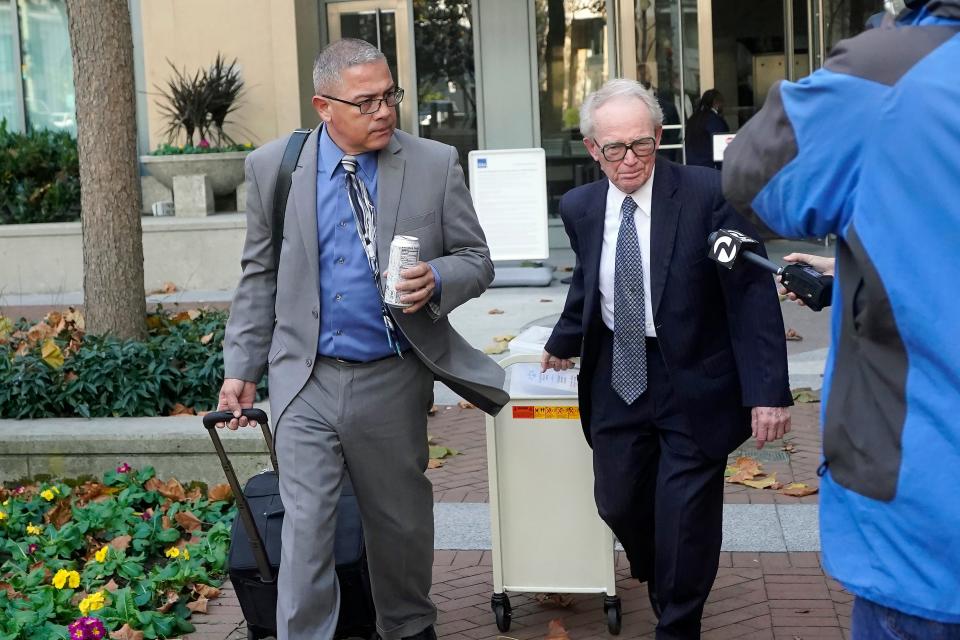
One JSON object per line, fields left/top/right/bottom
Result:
{"left": 721, "top": 1, "right": 960, "bottom": 637}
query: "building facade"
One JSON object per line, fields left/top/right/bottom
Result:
{"left": 1, "top": 0, "right": 881, "bottom": 218}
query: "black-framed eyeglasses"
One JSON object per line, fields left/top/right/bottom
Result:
{"left": 322, "top": 88, "right": 405, "bottom": 115}
{"left": 594, "top": 136, "right": 657, "bottom": 161}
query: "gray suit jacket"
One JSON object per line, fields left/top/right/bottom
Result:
{"left": 223, "top": 126, "right": 508, "bottom": 421}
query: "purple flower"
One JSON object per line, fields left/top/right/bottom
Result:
{"left": 13, "top": 486, "right": 24, "bottom": 495}
{"left": 68, "top": 617, "right": 107, "bottom": 640}
{"left": 116, "top": 462, "right": 131, "bottom": 473}
{"left": 28, "top": 543, "right": 37, "bottom": 554}
{"left": 198, "top": 138, "right": 210, "bottom": 149}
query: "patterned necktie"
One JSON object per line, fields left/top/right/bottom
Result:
{"left": 612, "top": 195, "right": 648, "bottom": 404}
{"left": 341, "top": 154, "right": 402, "bottom": 356}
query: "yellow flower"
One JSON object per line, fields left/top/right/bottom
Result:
{"left": 164, "top": 546, "right": 180, "bottom": 559}
{"left": 95, "top": 545, "right": 108, "bottom": 563}
{"left": 53, "top": 569, "right": 80, "bottom": 589}
{"left": 1, "top": 498, "right": 8, "bottom": 506}
{"left": 53, "top": 487, "right": 60, "bottom": 495}
{"left": 78, "top": 591, "right": 106, "bottom": 615}
{"left": 40, "top": 489, "right": 55, "bottom": 501}
{"left": 53, "top": 569, "right": 68, "bottom": 589}
{"left": 0, "top": 511, "right": 7, "bottom": 522}
{"left": 183, "top": 549, "right": 190, "bottom": 560}
{"left": 26, "top": 523, "right": 42, "bottom": 536}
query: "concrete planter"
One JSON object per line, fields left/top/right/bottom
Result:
{"left": 0, "top": 412, "right": 273, "bottom": 485}
{"left": 139, "top": 151, "right": 249, "bottom": 197}
{"left": 0, "top": 214, "right": 246, "bottom": 295}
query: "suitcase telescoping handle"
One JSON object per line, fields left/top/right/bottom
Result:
{"left": 203, "top": 409, "right": 278, "bottom": 472}
{"left": 202, "top": 408, "right": 276, "bottom": 584}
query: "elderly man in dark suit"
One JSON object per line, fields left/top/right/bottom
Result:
{"left": 542, "top": 79, "right": 792, "bottom": 640}
{"left": 217, "top": 38, "right": 508, "bottom": 640}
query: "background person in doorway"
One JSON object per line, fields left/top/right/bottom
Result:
{"left": 684, "top": 89, "right": 729, "bottom": 169}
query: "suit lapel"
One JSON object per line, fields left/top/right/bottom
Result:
{"left": 649, "top": 159, "right": 681, "bottom": 317}
{"left": 292, "top": 127, "right": 321, "bottom": 294}
{"left": 376, "top": 133, "right": 404, "bottom": 263}
{"left": 575, "top": 180, "right": 609, "bottom": 323}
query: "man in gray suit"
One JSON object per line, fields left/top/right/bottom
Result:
{"left": 216, "top": 38, "right": 508, "bottom": 640}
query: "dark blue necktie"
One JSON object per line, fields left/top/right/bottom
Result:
{"left": 612, "top": 195, "right": 648, "bottom": 404}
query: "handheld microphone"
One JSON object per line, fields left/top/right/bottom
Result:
{"left": 707, "top": 229, "right": 833, "bottom": 311}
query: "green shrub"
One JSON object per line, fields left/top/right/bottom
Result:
{"left": 0, "top": 465, "right": 236, "bottom": 639}
{"left": 149, "top": 142, "right": 253, "bottom": 156}
{"left": 0, "top": 120, "right": 81, "bottom": 225}
{"left": 0, "top": 308, "right": 267, "bottom": 419}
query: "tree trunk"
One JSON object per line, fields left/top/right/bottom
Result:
{"left": 66, "top": 0, "right": 146, "bottom": 340}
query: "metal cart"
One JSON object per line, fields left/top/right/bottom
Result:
{"left": 486, "top": 355, "right": 622, "bottom": 634}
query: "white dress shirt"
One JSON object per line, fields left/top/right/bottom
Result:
{"left": 599, "top": 168, "right": 657, "bottom": 337}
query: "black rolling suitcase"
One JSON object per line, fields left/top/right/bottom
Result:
{"left": 203, "top": 409, "right": 376, "bottom": 640}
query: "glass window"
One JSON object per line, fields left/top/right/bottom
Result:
{"left": 18, "top": 0, "right": 75, "bottom": 134}
{"left": 820, "top": 0, "right": 885, "bottom": 58}
{"left": 634, "top": 0, "right": 700, "bottom": 163}
{"left": 412, "top": 0, "right": 477, "bottom": 170}
{"left": 338, "top": 9, "right": 400, "bottom": 87}
{"left": 0, "top": 0, "right": 19, "bottom": 128}
{"left": 535, "top": 0, "right": 609, "bottom": 216}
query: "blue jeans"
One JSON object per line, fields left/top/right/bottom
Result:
{"left": 853, "top": 597, "right": 960, "bottom": 639}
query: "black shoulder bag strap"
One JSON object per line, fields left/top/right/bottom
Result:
{"left": 271, "top": 128, "right": 313, "bottom": 271}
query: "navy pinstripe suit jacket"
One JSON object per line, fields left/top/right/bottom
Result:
{"left": 545, "top": 158, "right": 792, "bottom": 458}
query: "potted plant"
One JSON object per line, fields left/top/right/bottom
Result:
{"left": 140, "top": 54, "right": 254, "bottom": 198}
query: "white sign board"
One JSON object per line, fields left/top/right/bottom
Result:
{"left": 468, "top": 148, "right": 549, "bottom": 261}
{"left": 713, "top": 133, "right": 736, "bottom": 162}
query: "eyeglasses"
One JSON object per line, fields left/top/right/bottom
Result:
{"left": 322, "top": 88, "right": 405, "bottom": 115}
{"left": 594, "top": 137, "right": 657, "bottom": 162}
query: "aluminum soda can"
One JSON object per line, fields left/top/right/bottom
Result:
{"left": 384, "top": 235, "right": 420, "bottom": 307}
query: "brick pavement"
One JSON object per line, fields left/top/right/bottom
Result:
{"left": 186, "top": 402, "right": 841, "bottom": 640}
{"left": 189, "top": 550, "right": 851, "bottom": 640}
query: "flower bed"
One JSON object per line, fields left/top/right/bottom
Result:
{"left": 0, "top": 307, "right": 266, "bottom": 419}
{"left": 0, "top": 464, "right": 236, "bottom": 639}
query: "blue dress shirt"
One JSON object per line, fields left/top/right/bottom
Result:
{"left": 315, "top": 127, "right": 411, "bottom": 361}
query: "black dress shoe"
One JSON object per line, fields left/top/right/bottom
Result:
{"left": 402, "top": 626, "right": 437, "bottom": 640}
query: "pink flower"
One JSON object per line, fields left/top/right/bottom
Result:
{"left": 116, "top": 463, "right": 131, "bottom": 473}
{"left": 198, "top": 138, "right": 210, "bottom": 149}
{"left": 13, "top": 486, "right": 24, "bottom": 495}
{"left": 68, "top": 617, "right": 107, "bottom": 640}
{"left": 28, "top": 543, "right": 37, "bottom": 554}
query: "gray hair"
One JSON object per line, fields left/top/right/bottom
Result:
{"left": 579, "top": 78, "right": 664, "bottom": 138}
{"left": 312, "top": 38, "right": 386, "bottom": 94}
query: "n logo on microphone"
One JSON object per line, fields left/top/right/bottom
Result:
{"left": 712, "top": 235, "right": 738, "bottom": 265}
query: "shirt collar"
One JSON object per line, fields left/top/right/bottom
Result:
{"left": 606, "top": 166, "right": 656, "bottom": 218}
{"left": 318, "top": 125, "right": 378, "bottom": 181}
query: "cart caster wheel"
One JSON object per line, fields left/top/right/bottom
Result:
{"left": 604, "top": 596, "right": 622, "bottom": 635}
{"left": 492, "top": 593, "right": 512, "bottom": 632}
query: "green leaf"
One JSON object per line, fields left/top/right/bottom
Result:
{"left": 791, "top": 387, "right": 821, "bottom": 403}
{"left": 156, "top": 528, "right": 180, "bottom": 542}
{"left": 114, "top": 587, "right": 139, "bottom": 625}
{"left": 428, "top": 445, "right": 460, "bottom": 460}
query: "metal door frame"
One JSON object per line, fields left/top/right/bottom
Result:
{"left": 325, "top": 0, "right": 418, "bottom": 134}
